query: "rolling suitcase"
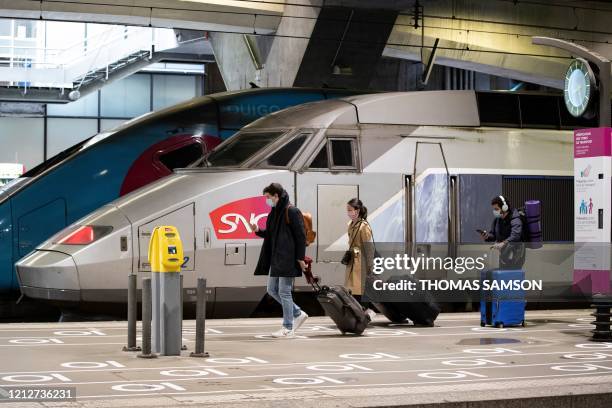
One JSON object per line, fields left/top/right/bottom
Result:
{"left": 316, "top": 285, "right": 370, "bottom": 335}
{"left": 372, "top": 275, "right": 440, "bottom": 327}
{"left": 303, "top": 257, "right": 370, "bottom": 335}
{"left": 480, "top": 269, "right": 526, "bottom": 328}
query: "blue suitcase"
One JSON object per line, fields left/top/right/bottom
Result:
{"left": 480, "top": 269, "right": 526, "bottom": 328}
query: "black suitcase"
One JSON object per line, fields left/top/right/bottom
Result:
{"left": 372, "top": 275, "right": 440, "bottom": 327}
{"left": 316, "top": 285, "right": 370, "bottom": 335}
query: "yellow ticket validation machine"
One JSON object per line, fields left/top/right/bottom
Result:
{"left": 149, "top": 226, "right": 183, "bottom": 356}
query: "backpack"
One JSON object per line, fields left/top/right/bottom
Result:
{"left": 285, "top": 205, "right": 317, "bottom": 246}
{"left": 513, "top": 200, "right": 542, "bottom": 249}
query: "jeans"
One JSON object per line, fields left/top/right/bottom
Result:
{"left": 267, "top": 276, "right": 302, "bottom": 330}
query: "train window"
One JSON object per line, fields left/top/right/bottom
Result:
{"left": 204, "top": 131, "right": 284, "bottom": 167}
{"left": 309, "top": 145, "right": 329, "bottom": 169}
{"left": 331, "top": 139, "right": 355, "bottom": 168}
{"left": 159, "top": 143, "right": 204, "bottom": 170}
{"left": 261, "top": 133, "right": 308, "bottom": 167}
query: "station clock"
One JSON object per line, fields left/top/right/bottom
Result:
{"left": 563, "top": 57, "right": 597, "bottom": 118}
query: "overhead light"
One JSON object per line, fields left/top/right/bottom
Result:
{"left": 68, "top": 90, "right": 81, "bottom": 101}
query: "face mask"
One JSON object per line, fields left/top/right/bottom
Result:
{"left": 348, "top": 211, "right": 359, "bottom": 221}
{"left": 266, "top": 198, "right": 275, "bottom": 207}
{"left": 493, "top": 209, "right": 502, "bottom": 218}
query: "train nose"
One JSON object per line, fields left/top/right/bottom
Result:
{"left": 16, "top": 250, "right": 81, "bottom": 302}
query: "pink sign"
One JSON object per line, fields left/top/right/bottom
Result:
{"left": 574, "top": 127, "right": 612, "bottom": 158}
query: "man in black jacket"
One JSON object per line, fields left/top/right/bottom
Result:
{"left": 251, "top": 183, "right": 309, "bottom": 338}
{"left": 480, "top": 195, "right": 525, "bottom": 269}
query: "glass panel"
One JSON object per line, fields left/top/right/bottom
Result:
{"left": 153, "top": 75, "right": 196, "bottom": 110}
{"left": 100, "top": 74, "right": 151, "bottom": 117}
{"left": 100, "top": 119, "right": 126, "bottom": 131}
{"left": 158, "top": 143, "right": 203, "bottom": 170}
{"left": 204, "top": 132, "right": 284, "bottom": 167}
{"left": 331, "top": 139, "right": 354, "bottom": 167}
{"left": 14, "top": 21, "right": 37, "bottom": 38}
{"left": 47, "top": 118, "right": 98, "bottom": 157}
{"left": 309, "top": 144, "right": 328, "bottom": 169}
{"left": 0, "top": 20, "right": 11, "bottom": 37}
{"left": 0, "top": 117, "right": 44, "bottom": 170}
{"left": 47, "top": 91, "right": 98, "bottom": 117}
{"left": 261, "top": 134, "right": 307, "bottom": 167}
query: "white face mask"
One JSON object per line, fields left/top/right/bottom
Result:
{"left": 493, "top": 209, "right": 502, "bottom": 218}
{"left": 266, "top": 198, "right": 275, "bottom": 207}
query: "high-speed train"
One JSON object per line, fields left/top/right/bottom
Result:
{"left": 16, "top": 91, "right": 596, "bottom": 317}
{"left": 0, "top": 88, "right": 358, "bottom": 293}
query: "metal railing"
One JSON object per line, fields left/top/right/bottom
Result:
{"left": 0, "top": 26, "right": 176, "bottom": 88}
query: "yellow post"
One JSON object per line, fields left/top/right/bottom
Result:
{"left": 149, "top": 225, "right": 184, "bottom": 355}
{"left": 149, "top": 226, "right": 184, "bottom": 273}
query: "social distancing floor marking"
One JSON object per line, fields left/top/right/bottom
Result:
{"left": 0, "top": 313, "right": 605, "bottom": 401}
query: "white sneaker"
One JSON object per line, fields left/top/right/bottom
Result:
{"left": 365, "top": 308, "right": 376, "bottom": 321}
{"left": 271, "top": 327, "right": 295, "bottom": 338}
{"left": 293, "top": 311, "right": 309, "bottom": 332}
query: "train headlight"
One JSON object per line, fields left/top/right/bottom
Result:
{"left": 54, "top": 225, "right": 113, "bottom": 245}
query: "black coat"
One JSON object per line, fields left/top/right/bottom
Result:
{"left": 254, "top": 190, "right": 306, "bottom": 277}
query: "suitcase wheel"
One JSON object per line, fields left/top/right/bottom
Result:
{"left": 480, "top": 321, "right": 485, "bottom": 327}
{"left": 521, "top": 320, "right": 525, "bottom": 327}
{"left": 495, "top": 323, "right": 504, "bottom": 329}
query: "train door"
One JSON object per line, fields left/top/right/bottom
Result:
{"left": 137, "top": 203, "right": 195, "bottom": 272}
{"left": 412, "top": 141, "right": 455, "bottom": 278}
{"left": 296, "top": 136, "right": 402, "bottom": 269}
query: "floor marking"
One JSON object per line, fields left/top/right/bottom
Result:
{"left": 0, "top": 348, "right": 597, "bottom": 376}
{"left": 3, "top": 360, "right": 611, "bottom": 388}
{"left": 72, "top": 371, "right": 612, "bottom": 400}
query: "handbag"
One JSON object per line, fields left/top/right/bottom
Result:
{"left": 341, "top": 221, "right": 363, "bottom": 265}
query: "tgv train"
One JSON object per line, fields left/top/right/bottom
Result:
{"left": 0, "top": 88, "right": 357, "bottom": 293}
{"left": 17, "top": 91, "right": 595, "bottom": 317}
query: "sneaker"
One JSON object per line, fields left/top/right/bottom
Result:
{"left": 365, "top": 308, "right": 376, "bottom": 321}
{"left": 271, "top": 327, "right": 295, "bottom": 338}
{"left": 293, "top": 311, "right": 309, "bottom": 332}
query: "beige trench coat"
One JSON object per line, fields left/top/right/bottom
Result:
{"left": 344, "top": 219, "right": 374, "bottom": 295}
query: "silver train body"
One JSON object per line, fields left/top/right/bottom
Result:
{"left": 16, "top": 91, "right": 578, "bottom": 316}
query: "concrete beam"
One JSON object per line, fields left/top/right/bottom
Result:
{"left": 385, "top": 0, "right": 612, "bottom": 89}
{"left": 210, "top": 0, "right": 321, "bottom": 90}
{"left": 0, "top": 0, "right": 283, "bottom": 33}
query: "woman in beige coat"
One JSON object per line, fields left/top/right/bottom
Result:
{"left": 345, "top": 198, "right": 376, "bottom": 320}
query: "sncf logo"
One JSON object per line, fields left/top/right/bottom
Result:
{"left": 209, "top": 196, "right": 269, "bottom": 239}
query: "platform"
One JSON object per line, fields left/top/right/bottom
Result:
{"left": 0, "top": 310, "right": 611, "bottom": 407}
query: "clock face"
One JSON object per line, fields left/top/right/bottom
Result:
{"left": 564, "top": 58, "right": 595, "bottom": 117}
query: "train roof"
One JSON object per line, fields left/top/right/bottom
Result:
{"left": 242, "top": 90, "right": 603, "bottom": 131}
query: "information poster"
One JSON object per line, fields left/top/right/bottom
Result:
{"left": 573, "top": 128, "right": 611, "bottom": 295}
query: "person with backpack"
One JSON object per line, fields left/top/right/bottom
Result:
{"left": 344, "top": 198, "right": 377, "bottom": 320}
{"left": 480, "top": 195, "right": 526, "bottom": 268}
{"left": 251, "top": 183, "right": 309, "bottom": 338}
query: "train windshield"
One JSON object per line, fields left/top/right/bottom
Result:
{"left": 202, "top": 131, "right": 285, "bottom": 167}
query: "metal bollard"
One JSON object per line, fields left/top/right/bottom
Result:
{"left": 591, "top": 294, "right": 612, "bottom": 342}
{"left": 138, "top": 278, "right": 157, "bottom": 358}
{"left": 190, "top": 278, "right": 209, "bottom": 358}
{"left": 123, "top": 274, "right": 141, "bottom": 352}
{"left": 180, "top": 274, "right": 187, "bottom": 351}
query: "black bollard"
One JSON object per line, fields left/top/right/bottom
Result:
{"left": 138, "top": 278, "right": 157, "bottom": 358}
{"left": 190, "top": 278, "right": 209, "bottom": 358}
{"left": 123, "top": 274, "right": 141, "bottom": 352}
{"left": 591, "top": 294, "right": 612, "bottom": 342}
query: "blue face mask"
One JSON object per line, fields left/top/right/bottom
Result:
{"left": 266, "top": 198, "right": 275, "bottom": 207}
{"left": 493, "top": 209, "right": 502, "bottom": 218}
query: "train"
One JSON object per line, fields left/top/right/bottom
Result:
{"left": 16, "top": 90, "right": 595, "bottom": 317}
{"left": 0, "top": 87, "right": 358, "bottom": 293}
